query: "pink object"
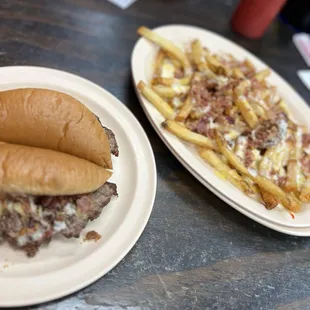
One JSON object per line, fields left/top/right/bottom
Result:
{"left": 231, "top": 0, "right": 287, "bottom": 39}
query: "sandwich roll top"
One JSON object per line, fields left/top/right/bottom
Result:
{"left": 0, "top": 142, "right": 112, "bottom": 196}
{"left": 0, "top": 88, "right": 112, "bottom": 168}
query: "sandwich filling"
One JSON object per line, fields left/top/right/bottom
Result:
{"left": 0, "top": 182, "right": 117, "bottom": 257}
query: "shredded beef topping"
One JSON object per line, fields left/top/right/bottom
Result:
{"left": 303, "top": 134, "right": 310, "bottom": 148}
{"left": 0, "top": 182, "right": 117, "bottom": 257}
{"left": 251, "top": 119, "right": 287, "bottom": 149}
{"left": 103, "top": 127, "right": 119, "bottom": 157}
{"left": 244, "top": 149, "right": 255, "bottom": 168}
{"left": 301, "top": 155, "right": 310, "bottom": 175}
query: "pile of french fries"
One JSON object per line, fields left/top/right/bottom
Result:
{"left": 137, "top": 26, "right": 310, "bottom": 213}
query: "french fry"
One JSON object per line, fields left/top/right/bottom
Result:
{"left": 205, "top": 53, "right": 232, "bottom": 76}
{"left": 244, "top": 59, "right": 255, "bottom": 72}
{"left": 215, "top": 132, "right": 299, "bottom": 212}
{"left": 138, "top": 81, "right": 174, "bottom": 119}
{"left": 165, "top": 54, "right": 182, "bottom": 69}
{"left": 259, "top": 143, "right": 288, "bottom": 178}
{"left": 162, "top": 120, "right": 217, "bottom": 150}
{"left": 277, "top": 99, "right": 293, "bottom": 120}
{"left": 138, "top": 26, "right": 191, "bottom": 75}
{"left": 234, "top": 96, "right": 258, "bottom": 128}
{"left": 151, "top": 77, "right": 174, "bottom": 86}
{"left": 200, "top": 148, "right": 252, "bottom": 193}
{"left": 260, "top": 189, "right": 279, "bottom": 210}
{"left": 175, "top": 96, "right": 193, "bottom": 121}
{"left": 285, "top": 160, "right": 304, "bottom": 192}
{"left": 234, "top": 80, "right": 251, "bottom": 97}
{"left": 285, "top": 128, "right": 304, "bottom": 192}
{"left": 197, "top": 63, "right": 218, "bottom": 79}
{"left": 300, "top": 176, "right": 310, "bottom": 202}
{"left": 215, "top": 132, "right": 249, "bottom": 176}
{"left": 249, "top": 101, "right": 268, "bottom": 119}
{"left": 232, "top": 68, "right": 245, "bottom": 79}
{"left": 153, "top": 50, "right": 165, "bottom": 77}
{"left": 254, "top": 69, "right": 270, "bottom": 81}
{"left": 152, "top": 76, "right": 192, "bottom": 86}
{"left": 191, "top": 39, "right": 205, "bottom": 66}
{"left": 152, "top": 85, "right": 189, "bottom": 98}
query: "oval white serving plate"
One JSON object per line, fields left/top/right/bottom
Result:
{"left": 131, "top": 24, "right": 310, "bottom": 228}
{"left": 184, "top": 158, "right": 310, "bottom": 236}
{"left": 0, "top": 66, "right": 157, "bottom": 307}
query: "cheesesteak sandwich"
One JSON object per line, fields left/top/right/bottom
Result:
{"left": 0, "top": 142, "right": 118, "bottom": 257}
{"left": 0, "top": 88, "right": 120, "bottom": 257}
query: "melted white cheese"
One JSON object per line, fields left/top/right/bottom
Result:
{"left": 234, "top": 136, "right": 248, "bottom": 161}
{"left": 53, "top": 221, "right": 67, "bottom": 233}
{"left": 64, "top": 203, "right": 76, "bottom": 216}
{"left": 171, "top": 83, "right": 188, "bottom": 94}
{"left": 17, "top": 235, "right": 28, "bottom": 247}
{"left": 161, "top": 60, "right": 175, "bottom": 78}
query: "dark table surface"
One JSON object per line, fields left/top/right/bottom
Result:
{"left": 1, "top": 1, "right": 310, "bottom": 309}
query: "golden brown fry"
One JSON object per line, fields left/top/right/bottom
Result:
{"left": 234, "top": 96, "right": 258, "bottom": 128}
{"left": 138, "top": 26, "right": 191, "bottom": 75}
{"left": 285, "top": 128, "right": 304, "bottom": 192}
{"left": 205, "top": 53, "right": 231, "bottom": 76}
{"left": 137, "top": 81, "right": 174, "bottom": 119}
{"left": 197, "top": 63, "right": 218, "bottom": 79}
{"left": 191, "top": 39, "right": 204, "bottom": 66}
{"left": 244, "top": 59, "right": 255, "bottom": 72}
{"left": 215, "top": 132, "right": 299, "bottom": 212}
{"left": 259, "top": 143, "right": 288, "bottom": 178}
{"left": 234, "top": 80, "right": 250, "bottom": 97}
{"left": 151, "top": 77, "right": 174, "bottom": 86}
{"left": 300, "top": 177, "right": 310, "bottom": 203}
{"left": 249, "top": 101, "right": 268, "bottom": 119}
{"left": 152, "top": 76, "right": 192, "bottom": 86}
{"left": 285, "top": 160, "right": 300, "bottom": 192}
{"left": 277, "top": 99, "right": 293, "bottom": 120}
{"left": 254, "top": 69, "right": 270, "bottom": 81}
{"left": 166, "top": 55, "right": 182, "bottom": 69}
{"left": 162, "top": 120, "right": 217, "bottom": 150}
{"left": 153, "top": 50, "right": 165, "bottom": 77}
{"left": 232, "top": 68, "right": 245, "bottom": 79}
{"left": 175, "top": 96, "right": 193, "bottom": 121}
{"left": 260, "top": 189, "right": 279, "bottom": 210}
{"left": 200, "top": 148, "right": 251, "bottom": 193}
{"left": 152, "top": 84, "right": 189, "bottom": 98}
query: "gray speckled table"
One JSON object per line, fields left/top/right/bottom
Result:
{"left": 1, "top": 0, "right": 310, "bottom": 309}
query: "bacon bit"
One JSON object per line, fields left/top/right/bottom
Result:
{"left": 303, "top": 134, "right": 310, "bottom": 147}
{"left": 84, "top": 231, "right": 101, "bottom": 242}
{"left": 290, "top": 212, "right": 295, "bottom": 219}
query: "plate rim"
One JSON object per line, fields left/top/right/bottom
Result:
{"left": 131, "top": 23, "right": 310, "bottom": 229}
{"left": 0, "top": 65, "right": 157, "bottom": 307}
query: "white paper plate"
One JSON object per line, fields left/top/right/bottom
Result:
{"left": 0, "top": 66, "right": 157, "bottom": 307}
{"left": 131, "top": 24, "right": 310, "bottom": 229}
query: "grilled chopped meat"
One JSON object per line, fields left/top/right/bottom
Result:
{"left": 103, "top": 127, "right": 119, "bottom": 157}
{"left": 0, "top": 182, "right": 117, "bottom": 257}
{"left": 251, "top": 119, "right": 288, "bottom": 149}
{"left": 93, "top": 114, "right": 119, "bottom": 157}
{"left": 301, "top": 155, "right": 310, "bottom": 175}
{"left": 84, "top": 230, "right": 101, "bottom": 242}
{"left": 303, "top": 134, "right": 310, "bottom": 149}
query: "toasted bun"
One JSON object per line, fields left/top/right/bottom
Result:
{"left": 0, "top": 88, "right": 112, "bottom": 168}
{"left": 0, "top": 143, "right": 112, "bottom": 196}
